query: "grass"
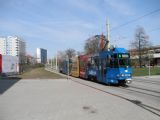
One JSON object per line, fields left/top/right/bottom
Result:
{"left": 133, "top": 67, "right": 160, "bottom": 76}
{"left": 18, "top": 67, "right": 64, "bottom": 79}
{"left": 1, "top": 66, "right": 159, "bottom": 79}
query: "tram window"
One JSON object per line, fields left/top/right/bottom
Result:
{"left": 110, "top": 59, "right": 119, "bottom": 68}
{"left": 119, "top": 59, "right": 126, "bottom": 66}
{"left": 118, "top": 54, "right": 129, "bottom": 58}
{"left": 94, "top": 58, "right": 99, "bottom": 66}
{"left": 106, "top": 59, "right": 110, "bottom": 67}
{"left": 102, "top": 59, "right": 105, "bottom": 66}
{"left": 128, "top": 59, "right": 131, "bottom": 66}
{"left": 110, "top": 59, "right": 114, "bottom": 68}
{"left": 80, "top": 61, "right": 84, "bottom": 68}
{"left": 87, "top": 62, "right": 91, "bottom": 67}
{"left": 91, "top": 58, "right": 94, "bottom": 64}
{"left": 114, "top": 59, "right": 119, "bottom": 68}
{"left": 119, "top": 59, "right": 130, "bottom": 66}
{"left": 114, "top": 54, "right": 117, "bottom": 58}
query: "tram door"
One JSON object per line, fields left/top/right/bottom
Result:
{"left": 100, "top": 58, "right": 107, "bottom": 83}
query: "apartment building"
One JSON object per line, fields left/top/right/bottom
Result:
{"left": 0, "top": 36, "right": 26, "bottom": 63}
{"left": 36, "top": 48, "right": 47, "bottom": 64}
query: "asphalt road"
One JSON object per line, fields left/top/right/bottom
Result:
{"left": 71, "top": 76, "right": 160, "bottom": 117}
{"left": 0, "top": 76, "right": 160, "bottom": 120}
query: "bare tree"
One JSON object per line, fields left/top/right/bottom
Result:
{"left": 130, "top": 26, "right": 152, "bottom": 68}
{"left": 84, "top": 34, "right": 107, "bottom": 54}
{"left": 65, "top": 48, "right": 76, "bottom": 58}
{"left": 57, "top": 48, "right": 76, "bottom": 60}
{"left": 57, "top": 51, "right": 66, "bottom": 60}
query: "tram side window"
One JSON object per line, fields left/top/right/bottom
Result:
{"left": 102, "top": 59, "right": 107, "bottom": 68}
{"left": 114, "top": 59, "right": 119, "bottom": 67}
{"left": 80, "top": 61, "right": 84, "bottom": 68}
{"left": 106, "top": 60, "right": 110, "bottom": 67}
{"left": 114, "top": 54, "right": 117, "bottom": 58}
{"left": 105, "top": 55, "right": 110, "bottom": 67}
{"left": 94, "top": 58, "right": 101, "bottom": 70}
{"left": 90, "top": 58, "right": 96, "bottom": 68}
{"left": 94, "top": 58, "right": 99, "bottom": 66}
{"left": 87, "top": 58, "right": 91, "bottom": 67}
{"left": 110, "top": 59, "right": 114, "bottom": 68}
{"left": 87, "top": 61, "right": 91, "bottom": 67}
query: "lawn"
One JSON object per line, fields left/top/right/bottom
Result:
{"left": 133, "top": 67, "right": 160, "bottom": 76}
{"left": 18, "top": 67, "right": 64, "bottom": 79}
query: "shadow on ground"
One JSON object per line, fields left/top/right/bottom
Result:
{"left": 0, "top": 77, "right": 21, "bottom": 94}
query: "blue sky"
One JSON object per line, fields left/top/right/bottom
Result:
{"left": 0, "top": 0, "right": 160, "bottom": 58}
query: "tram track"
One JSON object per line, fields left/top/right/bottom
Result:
{"left": 46, "top": 69, "right": 160, "bottom": 117}
{"left": 118, "top": 85, "right": 160, "bottom": 98}
{"left": 134, "top": 79, "right": 160, "bottom": 85}
{"left": 128, "top": 86, "right": 160, "bottom": 94}
{"left": 70, "top": 78, "right": 160, "bottom": 117}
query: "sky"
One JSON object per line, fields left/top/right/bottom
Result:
{"left": 0, "top": 0, "right": 160, "bottom": 58}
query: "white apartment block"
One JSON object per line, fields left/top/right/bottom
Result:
{"left": 0, "top": 36, "right": 26, "bottom": 63}
{"left": 0, "top": 37, "right": 6, "bottom": 55}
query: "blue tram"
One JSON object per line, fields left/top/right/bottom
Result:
{"left": 59, "top": 47, "right": 132, "bottom": 85}
{"left": 59, "top": 59, "right": 72, "bottom": 75}
{"left": 87, "top": 48, "right": 132, "bottom": 85}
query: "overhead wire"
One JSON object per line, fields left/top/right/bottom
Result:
{"left": 110, "top": 8, "right": 160, "bottom": 31}
{"left": 149, "top": 27, "right": 160, "bottom": 32}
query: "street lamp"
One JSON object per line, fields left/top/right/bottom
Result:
{"left": 148, "top": 50, "right": 154, "bottom": 77}
{"left": 67, "top": 55, "right": 70, "bottom": 80}
{"left": 149, "top": 54, "right": 151, "bottom": 77}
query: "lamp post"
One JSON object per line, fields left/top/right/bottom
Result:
{"left": 50, "top": 58, "right": 51, "bottom": 69}
{"left": 148, "top": 50, "right": 153, "bottom": 77}
{"left": 55, "top": 51, "right": 58, "bottom": 71}
{"left": 67, "top": 55, "right": 70, "bottom": 80}
{"left": 149, "top": 54, "right": 151, "bottom": 77}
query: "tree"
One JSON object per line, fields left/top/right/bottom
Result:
{"left": 57, "top": 51, "right": 66, "bottom": 60}
{"left": 65, "top": 48, "right": 76, "bottom": 58}
{"left": 57, "top": 48, "right": 76, "bottom": 61}
{"left": 84, "top": 34, "right": 107, "bottom": 54}
{"left": 130, "top": 26, "right": 152, "bottom": 68}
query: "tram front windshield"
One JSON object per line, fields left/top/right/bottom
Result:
{"left": 110, "top": 53, "right": 131, "bottom": 68}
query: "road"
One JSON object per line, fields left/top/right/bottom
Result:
{"left": 70, "top": 75, "right": 160, "bottom": 117}
{"left": 0, "top": 75, "right": 160, "bottom": 120}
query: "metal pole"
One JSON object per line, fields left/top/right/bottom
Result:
{"left": 68, "top": 56, "right": 69, "bottom": 79}
{"left": 149, "top": 52, "right": 151, "bottom": 77}
{"left": 56, "top": 52, "right": 57, "bottom": 71}
{"left": 149, "top": 59, "right": 151, "bottom": 76}
{"left": 51, "top": 58, "right": 52, "bottom": 69}
{"left": 106, "top": 18, "right": 110, "bottom": 50}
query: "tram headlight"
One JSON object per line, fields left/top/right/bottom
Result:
{"left": 121, "top": 74, "right": 125, "bottom": 76}
{"left": 117, "top": 74, "right": 125, "bottom": 77}
{"left": 117, "top": 74, "right": 131, "bottom": 77}
{"left": 126, "top": 74, "right": 131, "bottom": 77}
